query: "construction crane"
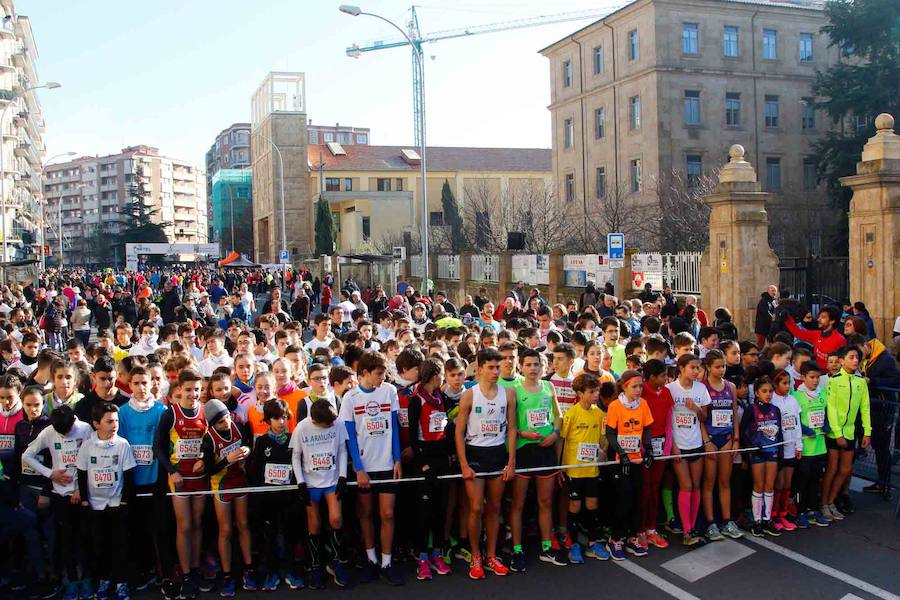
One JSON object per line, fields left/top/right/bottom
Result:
{"left": 346, "top": 5, "right": 625, "bottom": 146}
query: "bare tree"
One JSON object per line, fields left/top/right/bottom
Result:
{"left": 767, "top": 194, "right": 844, "bottom": 258}
{"left": 460, "top": 178, "right": 508, "bottom": 253}
{"left": 367, "top": 228, "right": 421, "bottom": 256}
{"left": 568, "top": 182, "right": 645, "bottom": 253}
{"left": 642, "top": 170, "right": 716, "bottom": 252}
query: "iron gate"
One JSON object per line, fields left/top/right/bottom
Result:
{"left": 779, "top": 256, "right": 849, "bottom": 309}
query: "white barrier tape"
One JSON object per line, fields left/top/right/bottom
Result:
{"left": 137, "top": 440, "right": 789, "bottom": 498}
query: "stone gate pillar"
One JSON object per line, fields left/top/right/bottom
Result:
{"left": 840, "top": 113, "right": 900, "bottom": 342}
{"left": 700, "top": 145, "right": 779, "bottom": 337}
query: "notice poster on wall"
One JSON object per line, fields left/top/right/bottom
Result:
{"left": 511, "top": 255, "right": 550, "bottom": 285}
{"left": 563, "top": 254, "right": 614, "bottom": 287}
{"left": 631, "top": 253, "right": 663, "bottom": 289}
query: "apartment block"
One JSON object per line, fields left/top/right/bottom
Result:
{"left": 205, "top": 123, "right": 250, "bottom": 240}
{"left": 42, "top": 146, "right": 208, "bottom": 267}
{"left": 540, "top": 0, "right": 838, "bottom": 253}
{"left": 211, "top": 168, "right": 253, "bottom": 257}
{"left": 308, "top": 122, "right": 370, "bottom": 146}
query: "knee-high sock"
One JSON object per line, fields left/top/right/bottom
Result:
{"left": 677, "top": 491, "right": 692, "bottom": 532}
{"left": 763, "top": 492, "right": 774, "bottom": 521}
{"left": 661, "top": 487, "right": 675, "bottom": 521}
{"left": 751, "top": 492, "right": 763, "bottom": 523}
{"left": 689, "top": 491, "right": 701, "bottom": 529}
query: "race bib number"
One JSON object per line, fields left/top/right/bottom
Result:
{"left": 90, "top": 467, "right": 116, "bottom": 489}
{"left": 711, "top": 409, "right": 733, "bottom": 428}
{"left": 132, "top": 445, "right": 153, "bottom": 466}
{"left": 674, "top": 412, "right": 695, "bottom": 429}
{"left": 651, "top": 437, "right": 664, "bottom": 457}
{"left": 0, "top": 434, "right": 13, "bottom": 451}
{"left": 480, "top": 420, "right": 501, "bottom": 437}
{"left": 61, "top": 446, "right": 79, "bottom": 468}
{"left": 311, "top": 452, "right": 335, "bottom": 472}
{"left": 175, "top": 438, "right": 201, "bottom": 460}
{"left": 619, "top": 435, "right": 641, "bottom": 453}
{"left": 808, "top": 410, "right": 825, "bottom": 429}
{"left": 760, "top": 423, "right": 779, "bottom": 440}
{"left": 365, "top": 416, "right": 388, "bottom": 436}
{"left": 398, "top": 408, "right": 409, "bottom": 429}
{"left": 220, "top": 441, "right": 242, "bottom": 458}
{"left": 527, "top": 407, "right": 550, "bottom": 429}
{"left": 782, "top": 415, "right": 797, "bottom": 431}
{"left": 428, "top": 411, "right": 447, "bottom": 433}
{"left": 577, "top": 442, "right": 598, "bottom": 462}
{"left": 264, "top": 463, "right": 291, "bottom": 485}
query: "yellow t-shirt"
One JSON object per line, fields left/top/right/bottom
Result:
{"left": 560, "top": 402, "right": 606, "bottom": 478}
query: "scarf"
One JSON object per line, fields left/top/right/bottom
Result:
{"left": 278, "top": 381, "right": 298, "bottom": 396}
{"left": 415, "top": 382, "right": 442, "bottom": 408}
{"left": 128, "top": 397, "right": 154, "bottom": 413}
{"left": 0, "top": 398, "right": 21, "bottom": 417}
{"left": 617, "top": 392, "right": 641, "bottom": 411}
{"left": 232, "top": 377, "right": 255, "bottom": 395}
{"left": 18, "top": 354, "right": 37, "bottom": 366}
{"left": 268, "top": 430, "right": 289, "bottom": 445}
{"left": 863, "top": 339, "right": 887, "bottom": 375}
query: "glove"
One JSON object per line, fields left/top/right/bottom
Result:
{"left": 619, "top": 453, "right": 631, "bottom": 477}
{"left": 643, "top": 450, "right": 654, "bottom": 468}
{"left": 297, "top": 482, "right": 310, "bottom": 506}
{"left": 424, "top": 466, "right": 437, "bottom": 485}
{"left": 335, "top": 477, "right": 347, "bottom": 500}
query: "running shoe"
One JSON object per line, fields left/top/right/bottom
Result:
{"left": 95, "top": 580, "right": 112, "bottom": 600}
{"left": 430, "top": 552, "right": 452, "bottom": 575}
{"left": 454, "top": 544, "right": 473, "bottom": 564}
{"left": 585, "top": 541, "right": 610, "bottom": 560}
{"left": 326, "top": 561, "right": 348, "bottom": 587}
{"left": 359, "top": 561, "right": 379, "bottom": 583}
{"left": 721, "top": 521, "right": 743, "bottom": 539}
{"left": 539, "top": 549, "right": 568, "bottom": 566}
{"left": 625, "top": 539, "right": 648, "bottom": 557}
{"left": 485, "top": 555, "right": 509, "bottom": 576}
{"left": 796, "top": 513, "right": 810, "bottom": 529}
{"left": 751, "top": 522, "right": 764, "bottom": 538}
{"left": 771, "top": 519, "right": 785, "bottom": 532}
{"left": 380, "top": 562, "right": 405, "bottom": 586}
{"left": 510, "top": 551, "right": 527, "bottom": 573}
{"left": 416, "top": 559, "right": 433, "bottom": 581}
{"left": 284, "top": 570, "right": 305, "bottom": 590}
{"left": 468, "top": 556, "right": 485, "bottom": 580}
{"left": 838, "top": 494, "right": 854, "bottom": 515}
{"left": 114, "top": 583, "right": 130, "bottom": 600}
{"left": 307, "top": 566, "right": 325, "bottom": 590}
{"left": 819, "top": 504, "right": 835, "bottom": 521}
{"left": 261, "top": 572, "right": 279, "bottom": 591}
{"left": 32, "top": 578, "right": 62, "bottom": 600}
{"left": 242, "top": 570, "right": 259, "bottom": 591}
{"left": 763, "top": 521, "right": 782, "bottom": 537}
{"left": 682, "top": 532, "right": 701, "bottom": 546}
{"left": 160, "top": 579, "right": 180, "bottom": 600}
{"left": 828, "top": 504, "right": 845, "bottom": 521}
{"left": 195, "top": 572, "right": 214, "bottom": 594}
{"left": 706, "top": 523, "right": 725, "bottom": 541}
{"left": 665, "top": 517, "right": 683, "bottom": 534}
{"left": 78, "top": 580, "right": 94, "bottom": 600}
{"left": 63, "top": 582, "right": 79, "bottom": 600}
{"left": 569, "top": 543, "right": 585, "bottom": 564}
{"left": 132, "top": 572, "right": 155, "bottom": 593}
{"left": 606, "top": 539, "right": 626, "bottom": 561}
{"left": 810, "top": 511, "right": 831, "bottom": 527}
{"left": 777, "top": 516, "right": 797, "bottom": 532}
{"left": 560, "top": 531, "right": 575, "bottom": 549}
{"left": 219, "top": 578, "right": 236, "bottom": 598}
{"left": 646, "top": 530, "right": 669, "bottom": 548}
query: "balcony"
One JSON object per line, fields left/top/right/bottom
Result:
{"left": 0, "top": 20, "right": 15, "bottom": 41}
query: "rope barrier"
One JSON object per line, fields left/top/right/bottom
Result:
{"left": 137, "top": 440, "right": 790, "bottom": 498}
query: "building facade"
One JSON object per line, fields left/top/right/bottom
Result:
{"left": 0, "top": 2, "right": 48, "bottom": 263}
{"left": 205, "top": 123, "right": 250, "bottom": 240}
{"left": 42, "top": 146, "right": 207, "bottom": 267}
{"left": 211, "top": 169, "right": 253, "bottom": 257}
{"left": 308, "top": 122, "right": 370, "bottom": 146}
{"left": 540, "top": 0, "right": 838, "bottom": 254}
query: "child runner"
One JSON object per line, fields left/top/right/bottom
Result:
{"left": 770, "top": 369, "right": 801, "bottom": 532}
{"left": 740, "top": 376, "right": 783, "bottom": 536}
{"left": 792, "top": 362, "right": 830, "bottom": 527}
{"left": 639, "top": 359, "right": 674, "bottom": 549}
{"left": 455, "top": 348, "right": 516, "bottom": 580}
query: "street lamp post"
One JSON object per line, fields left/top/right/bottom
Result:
{"left": 253, "top": 133, "right": 286, "bottom": 265}
{"left": 42, "top": 151, "right": 77, "bottom": 272}
{"left": 339, "top": 5, "right": 430, "bottom": 296}
{"left": 0, "top": 82, "right": 61, "bottom": 282}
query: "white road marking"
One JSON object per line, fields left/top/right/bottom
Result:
{"left": 850, "top": 476, "right": 867, "bottom": 493}
{"left": 661, "top": 539, "right": 755, "bottom": 582}
{"left": 840, "top": 595, "right": 866, "bottom": 600}
{"left": 744, "top": 536, "right": 900, "bottom": 600}
{"left": 613, "top": 560, "right": 702, "bottom": 600}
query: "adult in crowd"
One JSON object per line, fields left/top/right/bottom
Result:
{"left": 754, "top": 284, "right": 778, "bottom": 347}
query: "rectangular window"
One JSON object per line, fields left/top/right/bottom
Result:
{"left": 596, "top": 167, "right": 607, "bottom": 198}
{"left": 629, "top": 96, "right": 641, "bottom": 130}
{"left": 343, "top": 178, "right": 353, "bottom": 191}
{"left": 683, "top": 23, "right": 699, "bottom": 55}
{"left": 323, "top": 132, "right": 335, "bottom": 142}
{"left": 356, "top": 134, "right": 368, "bottom": 144}
{"left": 562, "top": 60, "right": 572, "bottom": 88}
{"left": 686, "top": 155, "right": 702, "bottom": 187}
{"left": 593, "top": 46, "right": 604, "bottom": 75}
{"left": 855, "top": 114, "right": 870, "bottom": 132}
{"left": 325, "top": 178, "right": 340, "bottom": 192}
{"left": 763, "top": 29, "right": 777, "bottom": 59}
{"left": 765, "top": 95, "right": 779, "bottom": 127}
{"left": 395, "top": 178, "right": 404, "bottom": 191}
{"left": 376, "top": 178, "right": 392, "bottom": 192}
{"left": 630, "top": 159, "right": 642, "bottom": 192}
{"left": 564, "top": 118, "right": 574, "bottom": 148}
{"left": 362, "top": 216, "right": 371, "bottom": 241}
{"left": 628, "top": 29, "right": 639, "bottom": 60}
{"left": 723, "top": 26, "right": 739, "bottom": 57}
{"left": 766, "top": 157, "right": 782, "bottom": 191}
{"left": 337, "top": 132, "right": 351, "bottom": 145}
{"left": 726, "top": 93, "right": 741, "bottom": 126}
{"left": 801, "top": 99, "right": 816, "bottom": 129}
{"left": 595, "top": 108, "right": 606, "bottom": 139}
{"left": 799, "top": 33, "right": 813, "bottom": 62}
{"left": 802, "top": 158, "right": 817, "bottom": 191}
{"left": 429, "top": 211, "right": 444, "bottom": 226}
{"left": 565, "top": 173, "right": 575, "bottom": 203}
{"left": 684, "top": 90, "right": 701, "bottom": 126}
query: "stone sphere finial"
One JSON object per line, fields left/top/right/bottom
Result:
{"left": 728, "top": 144, "right": 745, "bottom": 161}
{"left": 875, "top": 113, "right": 895, "bottom": 131}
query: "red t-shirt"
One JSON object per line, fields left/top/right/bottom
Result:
{"left": 642, "top": 382, "right": 674, "bottom": 438}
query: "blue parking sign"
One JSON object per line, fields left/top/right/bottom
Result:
{"left": 607, "top": 233, "right": 625, "bottom": 260}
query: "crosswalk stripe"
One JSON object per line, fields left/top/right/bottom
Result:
{"left": 613, "top": 560, "right": 702, "bottom": 600}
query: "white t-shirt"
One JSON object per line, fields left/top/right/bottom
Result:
{"left": 198, "top": 352, "right": 234, "bottom": 378}
{"left": 7, "top": 359, "right": 37, "bottom": 377}
{"left": 338, "top": 384, "right": 399, "bottom": 472}
{"left": 666, "top": 380, "right": 712, "bottom": 450}
{"left": 772, "top": 392, "right": 802, "bottom": 458}
{"left": 289, "top": 417, "right": 348, "bottom": 489}
{"left": 75, "top": 432, "right": 136, "bottom": 510}
{"left": 304, "top": 337, "right": 333, "bottom": 354}
{"left": 23, "top": 420, "right": 93, "bottom": 496}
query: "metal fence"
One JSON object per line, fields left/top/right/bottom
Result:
{"left": 662, "top": 252, "right": 703, "bottom": 294}
{"left": 852, "top": 395, "right": 900, "bottom": 487}
{"left": 437, "top": 255, "right": 460, "bottom": 280}
{"left": 779, "top": 256, "right": 849, "bottom": 310}
{"left": 471, "top": 254, "right": 499, "bottom": 282}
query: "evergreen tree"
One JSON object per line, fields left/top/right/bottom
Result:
{"left": 314, "top": 197, "right": 335, "bottom": 256}
{"left": 119, "top": 163, "right": 169, "bottom": 247}
{"left": 440, "top": 179, "right": 465, "bottom": 253}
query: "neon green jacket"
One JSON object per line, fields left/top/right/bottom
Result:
{"left": 824, "top": 370, "right": 870, "bottom": 441}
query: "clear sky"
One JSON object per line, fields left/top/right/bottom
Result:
{"left": 24, "top": 0, "right": 625, "bottom": 167}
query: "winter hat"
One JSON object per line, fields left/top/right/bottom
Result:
{"left": 204, "top": 399, "right": 229, "bottom": 427}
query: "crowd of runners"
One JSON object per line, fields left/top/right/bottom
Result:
{"left": 0, "top": 267, "right": 897, "bottom": 600}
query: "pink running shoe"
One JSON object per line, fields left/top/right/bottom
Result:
{"left": 416, "top": 559, "right": 433, "bottom": 581}
{"left": 777, "top": 516, "right": 797, "bottom": 532}
{"left": 772, "top": 518, "right": 785, "bottom": 531}
{"left": 431, "top": 554, "right": 452, "bottom": 575}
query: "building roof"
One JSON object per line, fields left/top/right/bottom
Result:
{"left": 308, "top": 144, "right": 551, "bottom": 173}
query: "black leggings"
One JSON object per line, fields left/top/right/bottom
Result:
{"left": 795, "top": 455, "right": 826, "bottom": 513}
{"left": 612, "top": 463, "right": 643, "bottom": 540}
{"left": 51, "top": 494, "right": 84, "bottom": 582}
{"left": 252, "top": 491, "right": 303, "bottom": 573}
{"left": 415, "top": 446, "right": 450, "bottom": 555}
{"left": 86, "top": 506, "right": 129, "bottom": 583}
